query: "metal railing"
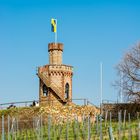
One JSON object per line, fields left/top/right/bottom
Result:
{"left": 0, "top": 98, "right": 96, "bottom": 110}
{"left": 102, "top": 99, "right": 117, "bottom": 104}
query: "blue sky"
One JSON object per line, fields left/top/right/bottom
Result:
{"left": 0, "top": 0, "right": 140, "bottom": 106}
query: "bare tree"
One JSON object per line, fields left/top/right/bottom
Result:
{"left": 115, "top": 43, "right": 140, "bottom": 103}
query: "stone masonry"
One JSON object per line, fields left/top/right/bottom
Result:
{"left": 38, "top": 43, "right": 73, "bottom": 106}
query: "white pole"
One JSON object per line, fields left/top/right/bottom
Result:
{"left": 55, "top": 19, "right": 57, "bottom": 44}
{"left": 100, "top": 62, "right": 103, "bottom": 140}
{"left": 120, "top": 72, "right": 123, "bottom": 103}
{"left": 100, "top": 62, "right": 103, "bottom": 113}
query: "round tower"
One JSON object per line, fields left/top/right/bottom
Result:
{"left": 48, "top": 43, "right": 63, "bottom": 65}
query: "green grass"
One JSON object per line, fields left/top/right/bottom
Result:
{"left": 1, "top": 118, "right": 140, "bottom": 140}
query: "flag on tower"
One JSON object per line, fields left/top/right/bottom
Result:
{"left": 51, "top": 18, "right": 57, "bottom": 32}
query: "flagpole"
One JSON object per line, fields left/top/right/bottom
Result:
{"left": 55, "top": 19, "right": 57, "bottom": 44}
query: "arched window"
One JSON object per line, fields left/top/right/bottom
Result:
{"left": 65, "top": 83, "right": 69, "bottom": 99}
{"left": 43, "top": 84, "right": 48, "bottom": 96}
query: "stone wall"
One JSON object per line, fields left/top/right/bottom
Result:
{"left": 102, "top": 103, "right": 140, "bottom": 119}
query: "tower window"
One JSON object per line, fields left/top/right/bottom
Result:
{"left": 65, "top": 83, "right": 69, "bottom": 99}
{"left": 43, "top": 84, "right": 48, "bottom": 96}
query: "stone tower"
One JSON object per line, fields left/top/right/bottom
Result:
{"left": 38, "top": 43, "right": 73, "bottom": 106}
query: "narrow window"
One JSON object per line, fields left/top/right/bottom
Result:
{"left": 43, "top": 84, "right": 48, "bottom": 96}
{"left": 65, "top": 83, "right": 69, "bottom": 99}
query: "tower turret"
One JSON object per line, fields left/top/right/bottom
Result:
{"left": 48, "top": 43, "right": 63, "bottom": 65}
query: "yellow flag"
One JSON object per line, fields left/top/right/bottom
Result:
{"left": 51, "top": 18, "right": 57, "bottom": 32}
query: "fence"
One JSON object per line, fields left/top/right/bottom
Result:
{"left": 1, "top": 110, "right": 140, "bottom": 140}
{"left": 0, "top": 98, "right": 94, "bottom": 110}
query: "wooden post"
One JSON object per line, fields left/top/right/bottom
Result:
{"left": 2, "top": 115, "right": 5, "bottom": 140}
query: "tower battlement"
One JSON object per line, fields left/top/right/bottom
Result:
{"left": 48, "top": 43, "right": 63, "bottom": 51}
{"left": 38, "top": 65, "right": 73, "bottom": 74}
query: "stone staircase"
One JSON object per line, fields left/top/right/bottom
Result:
{"left": 38, "top": 72, "right": 66, "bottom": 103}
